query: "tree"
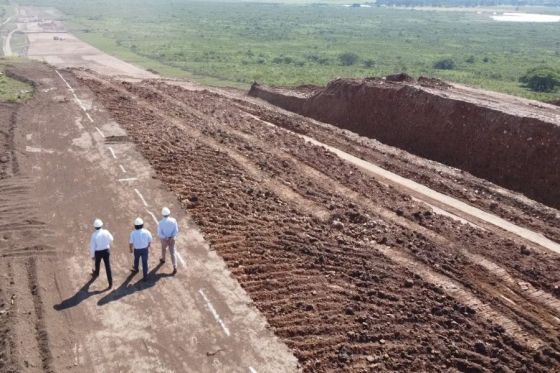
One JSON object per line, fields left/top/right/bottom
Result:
{"left": 433, "top": 58, "right": 455, "bottom": 70}
{"left": 339, "top": 52, "right": 359, "bottom": 66}
{"left": 520, "top": 67, "right": 560, "bottom": 93}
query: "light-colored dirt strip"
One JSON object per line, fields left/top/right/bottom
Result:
{"left": 3, "top": 27, "right": 16, "bottom": 56}
{"left": 1, "top": 16, "right": 12, "bottom": 26}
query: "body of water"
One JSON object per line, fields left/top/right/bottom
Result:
{"left": 491, "top": 12, "right": 560, "bottom": 22}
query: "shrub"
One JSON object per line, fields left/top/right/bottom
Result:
{"left": 272, "top": 56, "right": 293, "bottom": 64}
{"left": 465, "top": 55, "right": 475, "bottom": 64}
{"left": 338, "top": 52, "right": 359, "bottom": 66}
{"left": 363, "top": 59, "right": 376, "bottom": 68}
{"left": 433, "top": 58, "right": 455, "bottom": 70}
{"left": 520, "top": 67, "right": 560, "bottom": 92}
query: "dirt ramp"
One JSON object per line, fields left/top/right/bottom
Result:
{"left": 249, "top": 78, "right": 560, "bottom": 208}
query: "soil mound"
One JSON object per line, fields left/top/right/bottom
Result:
{"left": 249, "top": 78, "right": 560, "bottom": 208}
{"left": 418, "top": 76, "right": 452, "bottom": 89}
{"left": 385, "top": 72, "right": 415, "bottom": 82}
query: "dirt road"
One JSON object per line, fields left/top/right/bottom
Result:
{"left": 3, "top": 28, "right": 15, "bottom": 57}
{"left": 1, "top": 62, "right": 297, "bottom": 372}
{"left": 1, "top": 7, "right": 17, "bottom": 57}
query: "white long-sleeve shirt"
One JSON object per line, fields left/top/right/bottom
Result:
{"left": 157, "top": 217, "right": 179, "bottom": 239}
{"left": 129, "top": 228, "right": 153, "bottom": 249}
{"left": 90, "top": 229, "right": 114, "bottom": 258}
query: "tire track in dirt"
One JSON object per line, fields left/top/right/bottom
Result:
{"left": 80, "top": 73, "right": 560, "bottom": 372}
{"left": 1, "top": 92, "right": 54, "bottom": 373}
{"left": 26, "top": 257, "right": 54, "bottom": 373}
{"left": 0, "top": 103, "right": 17, "bottom": 179}
{"left": 0, "top": 261, "right": 17, "bottom": 373}
{"left": 376, "top": 245, "right": 545, "bottom": 349}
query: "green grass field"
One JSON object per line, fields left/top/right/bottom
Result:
{"left": 17, "top": 0, "right": 560, "bottom": 100}
{"left": 0, "top": 64, "right": 33, "bottom": 102}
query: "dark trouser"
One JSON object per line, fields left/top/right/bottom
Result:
{"left": 133, "top": 248, "right": 149, "bottom": 278}
{"left": 93, "top": 249, "right": 112, "bottom": 286}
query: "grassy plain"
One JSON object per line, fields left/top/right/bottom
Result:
{"left": 0, "top": 62, "right": 33, "bottom": 102}
{"left": 18, "top": 0, "right": 560, "bottom": 100}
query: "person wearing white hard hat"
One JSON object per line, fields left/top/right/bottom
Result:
{"left": 89, "top": 219, "right": 114, "bottom": 288}
{"left": 157, "top": 207, "right": 179, "bottom": 274}
{"left": 129, "top": 217, "right": 153, "bottom": 281}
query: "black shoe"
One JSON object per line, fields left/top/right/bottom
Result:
{"left": 131, "top": 268, "right": 139, "bottom": 274}
{"left": 141, "top": 277, "right": 148, "bottom": 282}
{"left": 159, "top": 258, "right": 165, "bottom": 264}
{"left": 91, "top": 270, "right": 99, "bottom": 278}
{"left": 108, "top": 283, "right": 113, "bottom": 289}
{"left": 172, "top": 268, "right": 177, "bottom": 275}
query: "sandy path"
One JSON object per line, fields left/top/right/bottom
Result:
{"left": 6, "top": 62, "right": 297, "bottom": 372}
{"left": 3, "top": 27, "right": 15, "bottom": 56}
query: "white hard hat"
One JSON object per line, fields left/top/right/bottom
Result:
{"left": 93, "top": 219, "right": 103, "bottom": 228}
{"left": 134, "top": 217, "right": 144, "bottom": 226}
{"left": 162, "top": 207, "right": 171, "bottom": 216}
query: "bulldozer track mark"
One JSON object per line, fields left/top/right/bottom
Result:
{"left": 2, "top": 246, "right": 57, "bottom": 258}
{"left": 26, "top": 257, "right": 54, "bottom": 373}
{"left": 104, "top": 135, "right": 129, "bottom": 144}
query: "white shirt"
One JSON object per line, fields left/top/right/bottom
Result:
{"left": 129, "top": 228, "right": 153, "bottom": 249}
{"left": 90, "top": 229, "right": 114, "bottom": 258}
{"left": 157, "top": 217, "right": 179, "bottom": 239}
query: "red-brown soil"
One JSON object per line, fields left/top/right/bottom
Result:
{"left": 248, "top": 78, "right": 560, "bottom": 209}
{"left": 76, "top": 72, "right": 560, "bottom": 372}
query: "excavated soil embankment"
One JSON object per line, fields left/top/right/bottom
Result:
{"left": 249, "top": 78, "right": 560, "bottom": 209}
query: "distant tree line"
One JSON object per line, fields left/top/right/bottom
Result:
{"left": 375, "top": 0, "right": 560, "bottom": 7}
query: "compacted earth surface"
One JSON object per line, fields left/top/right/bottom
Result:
{"left": 65, "top": 69, "right": 560, "bottom": 372}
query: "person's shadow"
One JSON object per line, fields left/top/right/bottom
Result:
{"left": 97, "top": 262, "right": 174, "bottom": 306}
{"left": 53, "top": 276, "right": 108, "bottom": 311}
